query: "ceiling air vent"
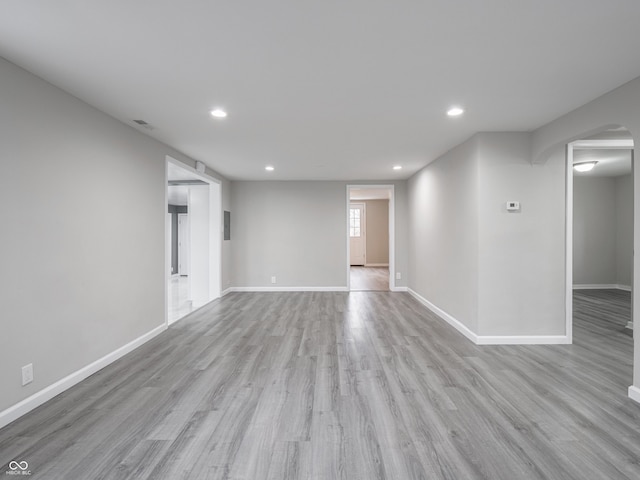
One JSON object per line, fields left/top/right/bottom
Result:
{"left": 133, "top": 119, "right": 155, "bottom": 130}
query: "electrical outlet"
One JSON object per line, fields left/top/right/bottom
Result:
{"left": 22, "top": 364, "right": 33, "bottom": 386}
{"left": 396, "top": 272, "right": 402, "bottom": 280}
{"left": 271, "top": 276, "right": 277, "bottom": 284}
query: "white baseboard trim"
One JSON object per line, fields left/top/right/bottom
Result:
{"left": 407, "top": 288, "right": 478, "bottom": 343}
{"left": 364, "top": 263, "right": 389, "bottom": 267}
{"left": 626, "top": 322, "right": 634, "bottom": 330}
{"left": 0, "top": 324, "right": 167, "bottom": 430}
{"left": 476, "top": 335, "right": 571, "bottom": 345}
{"left": 573, "top": 284, "right": 631, "bottom": 291}
{"left": 221, "top": 287, "right": 233, "bottom": 297}
{"left": 229, "top": 286, "right": 349, "bottom": 292}
{"left": 629, "top": 386, "right": 640, "bottom": 404}
{"left": 407, "top": 288, "right": 572, "bottom": 346}
{"left": 390, "top": 286, "right": 408, "bottom": 292}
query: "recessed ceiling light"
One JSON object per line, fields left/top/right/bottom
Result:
{"left": 573, "top": 161, "right": 597, "bottom": 172}
{"left": 210, "top": 109, "right": 227, "bottom": 118}
{"left": 265, "top": 165, "right": 275, "bottom": 171}
{"left": 447, "top": 106, "right": 464, "bottom": 117}
{"left": 393, "top": 165, "right": 402, "bottom": 170}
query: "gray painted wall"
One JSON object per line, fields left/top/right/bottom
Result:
{"left": 616, "top": 174, "right": 633, "bottom": 287}
{"left": 476, "top": 133, "right": 565, "bottom": 336}
{"left": 407, "top": 133, "right": 566, "bottom": 337}
{"left": 408, "top": 137, "right": 480, "bottom": 332}
{"left": 573, "top": 177, "right": 618, "bottom": 285}
{"left": 0, "top": 57, "right": 229, "bottom": 414}
{"left": 572, "top": 174, "right": 633, "bottom": 287}
{"left": 230, "top": 181, "right": 408, "bottom": 289}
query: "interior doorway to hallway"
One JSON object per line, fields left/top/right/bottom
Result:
{"left": 347, "top": 185, "right": 394, "bottom": 292}
{"left": 566, "top": 126, "right": 634, "bottom": 394}
{"left": 166, "top": 157, "right": 221, "bottom": 325}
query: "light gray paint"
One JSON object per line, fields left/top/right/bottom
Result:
{"left": 573, "top": 177, "right": 618, "bottom": 285}
{"left": 532, "top": 76, "right": 639, "bottom": 389}
{"left": 0, "top": 57, "right": 229, "bottom": 414}
{"left": 230, "top": 181, "right": 408, "bottom": 289}
{"left": 476, "top": 133, "right": 565, "bottom": 336}
{"left": 616, "top": 174, "right": 633, "bottom": 287}
{"left": 408, "top": 137, "right": 479, "bottom": 332}
{"left": 408, "top": 133, "right": 565, "bottom": 337}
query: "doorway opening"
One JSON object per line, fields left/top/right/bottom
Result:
{"left": 566, "top": 127, "right": 634, "bottom": 389}
{"left": 166, "top": 157, "right": 221, "bottom": 325}
{"left": 346, "top": 185, "right": 394, "bottom": 291}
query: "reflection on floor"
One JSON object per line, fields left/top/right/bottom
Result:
{"left": 350, "top": 266, "right": 389, "bottom": 291}
{"left": 168, "top": 275, "right": 192, "bottom": 323}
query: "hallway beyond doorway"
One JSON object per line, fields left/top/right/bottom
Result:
{"left": 350, "top": 266, "right": 389, "bottom": 291}
{"left": 168, "top": 276, "right": 192, "bottom": 323}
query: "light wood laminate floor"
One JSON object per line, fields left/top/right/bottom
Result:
{"left": 350, "top": 266, "right": 389, "bottom": 291}
{"left": 1, "top": 290, "right": 638, "bottom": 479}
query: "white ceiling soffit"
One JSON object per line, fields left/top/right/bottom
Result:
{"left": 573, "top": 149, "right": 632, "bottom": 178}
{"left": 350, "top": 188, "right": 391, "bottom": 201}
{"left": 2, "top": 1, "right": 640, "bottom": 181}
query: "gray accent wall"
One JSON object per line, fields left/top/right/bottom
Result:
{"left": 0, "top": 57, "right": 230, "bottom": 414}
{"left": 230, "top": 181, "right": 408, "bottom": 289}
{"left": 573, "top": 174, "right": 633, "bottom": 287}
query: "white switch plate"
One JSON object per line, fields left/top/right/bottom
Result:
{"left": 271, "top": 276, "right": 276, "bottom": 284}
{"left": 22, "top": 364, "right": 33, "bottom": 386}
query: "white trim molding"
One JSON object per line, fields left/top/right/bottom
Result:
{"left": 573, "top": 284, "right": 632, "bottom": 291}
{"left": 221, "top": 287, "right": 233, "bottom": 297}
{"left": 230, "top": 286, "right": 349, "bottom": 292}
{"left": 476, "top": 335, "right": 570, "bottom": 345}
{"left": 364, "top": 263, "right": 389, "bottom": 267}
{"left": 629, "top": 386, "right": 640, "bottom": 404}
{"left": 0, "top": 324, "right": 167, "bottom": 430}
{"left": 408, "top": 289, "right": 478, "bottom": 343}
{"left": 408, "top": 288, "right": 571, "bottom": 346}
{"left": 390, "top": 286, "right": 408, "bottom": 292}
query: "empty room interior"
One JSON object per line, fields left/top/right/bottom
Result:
{"left": 2, "top": 2, "right": 640, "bottom": 479}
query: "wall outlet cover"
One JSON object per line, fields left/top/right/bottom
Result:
{"left": 22, "top": 364, "right": 33, "bottom": 386}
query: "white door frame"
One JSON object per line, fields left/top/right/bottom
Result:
{"left": 165, "top": 156, "right": 222, "bottom": 326}
{"left": 346, "top": 185, "right": 396, "bottom": 291}
{"left": 565, "top": 138, "right": 635, "bottom": 341}
{"left": 178, "top": 213, "right": 189, "bottom": 275}
{"left": 349, "top": 202, "right": 367, "bottom": 266}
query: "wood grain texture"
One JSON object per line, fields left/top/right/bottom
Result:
{"left": 1, "top": 289, "right": 639, "bottom": 479}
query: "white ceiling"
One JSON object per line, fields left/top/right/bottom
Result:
{"left": 573, "top": 149, "right": 632, "bottom": 178}
{"left": 350, "top": 188, "right": 392, "bottom": 201}
{"left": 2, "top": 1, "right": 640, "bottom": 181}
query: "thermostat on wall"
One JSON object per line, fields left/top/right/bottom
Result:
{"left": 506, "top": 201, "right": 520, "bottom": 211}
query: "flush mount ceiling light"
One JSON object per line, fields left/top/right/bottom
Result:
{"left": 573, "top": 161, "right": 598, "bottom": 172}
{"left": 393, "top": 165, "right": 402, "bottom": 170}
{"left": 210, "top": 108, "right": 227, "bottom": 118}
{"left": 447, "top": 106, "right": 464, "bottom": 117}
{"left": 265, "top": 165, "right": 275, "bottom": 171}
